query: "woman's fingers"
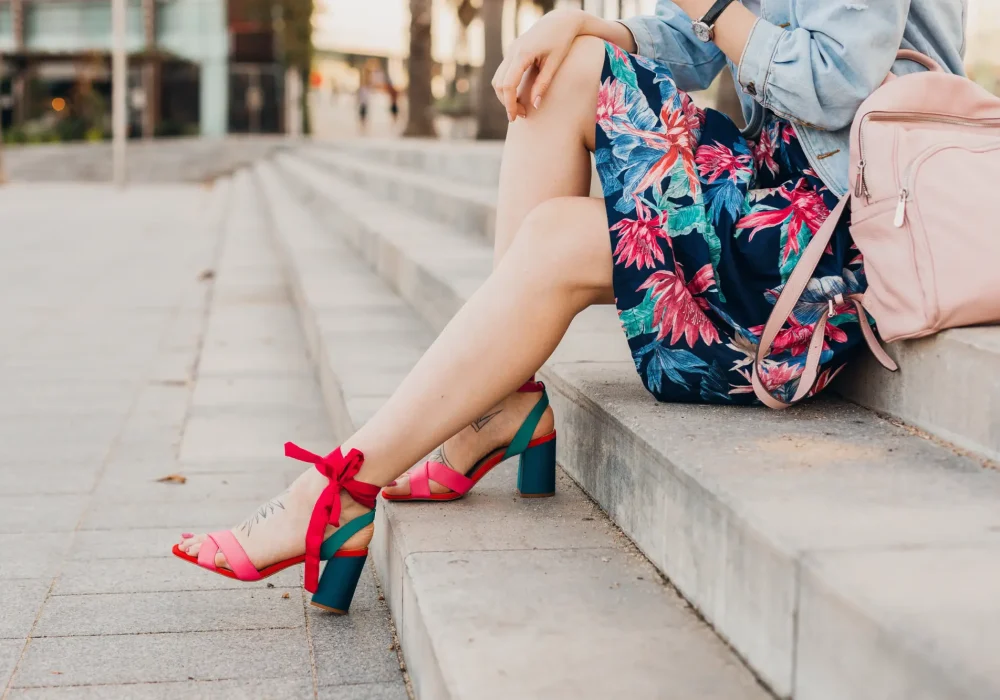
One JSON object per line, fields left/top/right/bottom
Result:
{"left": 530, "top": 45, "right": 568, "bottom": 110}
{"left": 500, "top": 52, "right": 536, "bottom": 121}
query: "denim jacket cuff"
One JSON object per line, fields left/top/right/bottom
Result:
{"left": 737, "top": 18, "right": 783, "bottom": 107}
{"left": 618, "top": 18, "right": 658, "bottom": 60}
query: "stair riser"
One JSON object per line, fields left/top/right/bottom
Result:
{"left": 541, "top": 373, "right": 796, "bottom": 694}
{"left": 837, "top": 335, "right": 1000, "bottom": 462}
{"left": 301, "top": 151, "right": 497, "bottom": 243}
{"left": 793, "top": 564, "right": 970, "bottom": 700}
{"left": 278, "top": 163, "right": 467, "bottom": 333}
{"left": 331, "top": 143, "right": 503, "bottom": 188}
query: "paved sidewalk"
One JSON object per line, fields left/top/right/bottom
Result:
{"left": 0, "top": 177, "right": 408, "bottom": 699}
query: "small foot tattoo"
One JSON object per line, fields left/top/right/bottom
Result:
{"left": 240, "top": 496, "right": 287, "bottom": 537}
{"left": 471, "top": 408, "right": 502, "bottom": 433}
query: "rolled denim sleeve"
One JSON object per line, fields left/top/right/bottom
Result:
{"left": 619, "top": 2, "right": 727, "bottom": 92}
{"left": 736, "top": 1, "right": 911, "bottom": 130}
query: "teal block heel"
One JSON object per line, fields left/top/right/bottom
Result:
{"left": 517, "top": 435, "right": 557, "bottom": 498}
{"left": 310, "top": 552, "right": 367, "bottom": 614}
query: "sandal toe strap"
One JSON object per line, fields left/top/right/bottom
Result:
{"left": 198, "top": 531, "right": 262, "bottom": 581}
{"left": 424, "top": 460, "right": 475, "bottom": 495}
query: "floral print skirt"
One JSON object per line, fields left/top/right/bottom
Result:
{"left": 595, "top": 42, "right": 868, "bottom": 405}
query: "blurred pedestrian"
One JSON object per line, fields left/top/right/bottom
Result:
{"left": 387, "top": 80, "right": 400, "bottom": 122}
{"left": 357, "top": 75, "right": 371, "bottom": 132}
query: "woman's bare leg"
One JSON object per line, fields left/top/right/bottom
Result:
{"left": 493, "top": 35, "right": 605, "bottom": 263}
{"left": 179, "top": 36, "right": 613, "bottom": 566}
{"left": 180, "top": 196, "right": 614, "bottom": 567}
{"left": 382, "top": 35, "right": 607, "bottom": 497}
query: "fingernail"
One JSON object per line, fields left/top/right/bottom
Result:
{"left": 181, "top": 533, "right": 194, "bottom": 539}
{"left": 533, "top": 96, "right": 541, "bottom": 110}
{"left": 387, "top": 481, "right": 397, "bottom": 487}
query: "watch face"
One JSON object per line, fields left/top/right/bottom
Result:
{"left": 692, "top": 21, "right": 713, "bottom": 42}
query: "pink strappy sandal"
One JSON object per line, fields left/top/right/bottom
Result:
{"left": 172, "top": 443, "right": 379, "bottom": 614}
{"left": 383, "top": 380, "right": 557, "bottom": 502}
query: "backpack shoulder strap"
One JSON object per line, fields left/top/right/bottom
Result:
{"left": 751, "top": 196, "right": 898, "bottom": 409}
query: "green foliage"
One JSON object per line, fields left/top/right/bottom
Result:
{"left": 620, "top": 290, "right": 657, "bottom": 340}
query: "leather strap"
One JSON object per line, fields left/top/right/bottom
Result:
{"left": 503, "top": 389, "right": 549, "bottom": 460}
{"left": 752, "top": 196, "right": 898, "bottom": 409}
{"left": 699, "top": 0, "right": 738, "bottom": 26}
{"left": 319, "top": 509, "right": 376, "bottom": 560}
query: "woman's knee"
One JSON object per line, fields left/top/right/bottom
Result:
{"left": 507, "top": 197, "right": 613, "bottom": 298}
{"left": 522, "top": 36, "right": 606, "bottom": 146}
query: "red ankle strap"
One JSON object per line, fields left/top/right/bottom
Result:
{"left": 283, "top": 443, "right": 379, "bottom": 592}
{"left": 518, "top": 377, "right": 545, "bottom": 393}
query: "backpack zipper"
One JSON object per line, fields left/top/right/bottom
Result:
{"left": 892, "top": 138, "right": 1000, "bottom": 228}
{"left": 856, "top": 112, "right": 1000, "bottom": 202}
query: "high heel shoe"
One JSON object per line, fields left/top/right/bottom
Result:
{"left": 382, "top": 380, "right": 557, "bottom": 502}
{"left": 172, "top": 442, "right": 380, "bottom": 614}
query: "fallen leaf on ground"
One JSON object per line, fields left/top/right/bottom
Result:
{"left": 281, "top": 592, "right": 290, "bottom": 599}
{"left": 198, "top": 269, "right": 216, "bottom": 281}
{"left": 156, "top": 474, "right": 187, "bottom": 485}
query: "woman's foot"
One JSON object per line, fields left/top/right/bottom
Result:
{"left": 380, "top": 388, "right": 555, "bottom": 498}
{"left": 176, "top": 468, "right": 374, "bottom": 572}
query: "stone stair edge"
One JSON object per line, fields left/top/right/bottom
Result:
{"left": 269, "top": 152, "right": 1000, "bottom": 700}
{"left": 251, "top": 159, "right": 774, "bottom": 700}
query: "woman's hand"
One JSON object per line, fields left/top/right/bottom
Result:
{"left": 491, "top": 8, "right": 587, "bottom": 122}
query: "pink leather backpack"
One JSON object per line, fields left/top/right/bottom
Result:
{"left": 753, "top": 50, "right": 1000, "bottom": 409}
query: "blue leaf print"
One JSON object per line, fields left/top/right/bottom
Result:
{"left": 703, "top": 179, "right": 747, "bottom": 226}
{"left": 595, "top": 148, "right": 624, "bottom": 197}
{"left": 635, "top": 341, "right": 710, "bottom": 393}
{"left": 699, "top": 362, "right": 734, "bottom": 403}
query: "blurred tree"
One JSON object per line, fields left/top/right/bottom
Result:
{"left": 404, "top": 0, "right": 437, "bottom": 136}
{"left": 477, "top": 0, "right": 507, "bottom": 139}
{"left": 477, "top": 0, "right": 557, "bottom": 140}
{"left": 242, "top": 0, "right": 313, "bottom": 134}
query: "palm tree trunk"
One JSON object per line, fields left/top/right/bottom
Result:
{"left": 403, "top": 0, "right": 437, "bottom": 137}
{"left": 477, "top": 0, "right": 507, "bottom": 140}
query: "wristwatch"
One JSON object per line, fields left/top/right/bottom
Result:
{"left": 692, "top": 0, "right": 738, "bottom": 42}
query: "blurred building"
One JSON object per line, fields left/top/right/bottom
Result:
{"left": 0, "top": 0, "right": 288, "bottom": 139}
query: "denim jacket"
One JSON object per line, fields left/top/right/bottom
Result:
{"left": 621, "top": 1, "right": 968, "bottom": 196}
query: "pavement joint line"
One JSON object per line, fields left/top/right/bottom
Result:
{"left": 48, "top": 587, "right": 302, "bottom": 598}
{"left": 12, "top": 675, "right": 306, "bottom": 691}
{"left": 0, "top": 181, "right": 234, "bottom": 700}
{"left": 299, "top": 580, "right": 321, "bottom": 699}
{"left": 27, "top": 625, "right": 305, "bottom": 639}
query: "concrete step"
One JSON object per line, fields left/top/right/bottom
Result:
{"left": 273, "top": 149, "right": 1000, "bottom": 700}
{"left": 837, "top": 331, "right": 1000, "bottom": 462}
{"left": 300, "top": 147, "right": 498, "bottom": 243}
{"left": 253, "top": 158, "right": 772, "bottom": 700}
{"left": 323, "top": 138, "right": 504, "bottom": 188}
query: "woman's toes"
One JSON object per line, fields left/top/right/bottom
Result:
{"left": 381, "top": 476, "right": 412, "bottom": 497}
{"left": 179, "top": 534, "right": 207, "bottom": 555}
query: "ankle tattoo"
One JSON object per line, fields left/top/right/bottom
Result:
{"left": 240, "top": 496, "right": 286, "bottom": 537}
{"left": 471, "top": 408, "right": 502, "bottom": 433}
{"left": 430, "top": 445, "right": 453, "bottom": 469}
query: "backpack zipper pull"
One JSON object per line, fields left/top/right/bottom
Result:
{"left": 854, "top": 160, "right": 867, "bottom": 198}
{"left": 894, "top": 189, "right": 908, "bottom": 228}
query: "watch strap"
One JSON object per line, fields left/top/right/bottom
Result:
{"left": 699, "top": 0, "right": 738, "bottom": 26}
